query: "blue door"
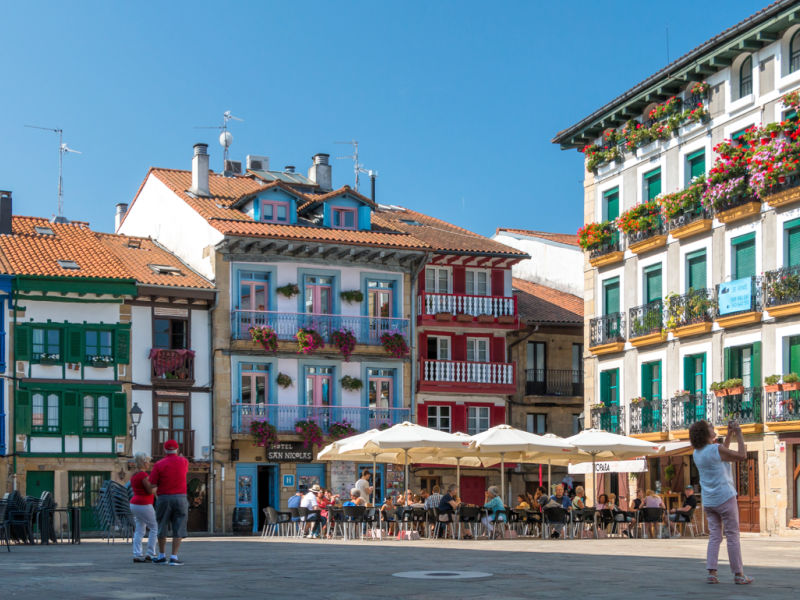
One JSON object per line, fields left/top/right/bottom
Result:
{"left": 235, "top": 464, "right": 258, "bottom": 533}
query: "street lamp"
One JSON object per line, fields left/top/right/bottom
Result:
{"left": 129, "top": 402, "right": 143, "bottom": 439}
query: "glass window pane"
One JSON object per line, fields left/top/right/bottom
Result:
{"left": 32, "top": 393, "right": 44, "bottom": 426}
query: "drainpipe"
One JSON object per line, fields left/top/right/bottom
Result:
{"left": 11, "top": 277, "right": 18, "bottom": 482}
{"left": 409, "top": 253, "right": 430, "bottom": 423}
{"left": 208, "top": 282, "right": 220, "bottom": 533}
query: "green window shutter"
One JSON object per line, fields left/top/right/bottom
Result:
{"left": 787, "top": 225, "right": 800, "bottom": 267}
{"left": 641, "top": 363, "right": 652, "bottom": 401}
{"left": 790, "top": 336, "right": 800, "bottom": 375}
{"left": 111, "top": 392, "right": 128, "bottom": 437}
{"left": 603, "top": 188, "right": 619, "bottom": 221}
{"left": 15, "top": 389, "right": 31, "bottom": 435}
{"left": 115, "top": 328, "right": 131, "bottom": 364}
{"left": 600, "top": 371, "right": 610, "bottom": 405}
{"left": 652, "top": 362, "right": 661, "bottom": 400}
{"left": 751, "top": 342, "right": 761, "bottom": 389}
{"left": 66, "top": 327, "right": 83, "bottom": 363}
{"left": 687, "top": 150, "right": 705, "bottom": 180}
{"left": 683, "top": 356, "right": 694, "bottom": 392}
{"left": 62, "top": 391, "right": 80, "bottom": 435}
{"left": 644, "top": 265, "right": 662, "bottom": 303}
{"left": 645, "top": 168, "right": 661, "bottom": 201}
{"left": 15, "top": 325, "right": 31, "bottom": 361}
{"left": 687, "top": 251, "right": 707, "bottom": 290}
{"left": 724, "top": 347, "right": 732, "bottom": 380}
{"left": 733, "top": 238, "right": 756, "bottom": 279}
{"left": 604, "top": 278, "right": 620, "bottom": 315}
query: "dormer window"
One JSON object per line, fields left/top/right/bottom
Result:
{"left": 35, "top": 226, "right": 55, "bottom": 235}
{"left": 148, "top": 264, "right": 182, "bottom": 276}
{"left": 332, "top": 207, "right": 357, "bottom": 230}
{"left": 57, "top": 260, "right": 80, "bottom": 270}
{"left": 261, "top": 200, "right": 290, "bottom": 224}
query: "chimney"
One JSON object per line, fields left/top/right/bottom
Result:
{"left": 284, "top": 165, "right": 295, "bottom": 173}
{"left": 0, "top": 190, "right": 12, "bottom": 235}
{"left": 190, "top": 143, "right": 210, "bottom": 197}
{"left": 115, "top": 203, "right": 128, "bottom": 232}
{"left": 307, "top": 153, "right": 332, "bottom": 191}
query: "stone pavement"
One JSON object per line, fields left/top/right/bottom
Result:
{"left": 1, "top": 534, "right": 798, "bottom": 599}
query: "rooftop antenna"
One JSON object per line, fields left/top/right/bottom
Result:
{"left": 194, "top": 110, "right": 244, "bottom": 170}
{"left": 25, "top": 125, "right": 81, "bottom": 222}
{"left": 335, "top": 140, "right": 365, "bottom": 191}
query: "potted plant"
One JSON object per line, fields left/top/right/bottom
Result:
{"left": 331, "top": 328, "right": 357, "bottom": 361}
{"left": 590, "top": 402, "right": 605, "bottom": 410}
{"left": 673, "top": 389, "right": 691, "bottom": 398}
{"left": 782, "top": 372, "right": 800, "bottom": 391}
{"left": 577, "top": 221, "right": 616, "bottom": 252}
{"left": 86, "top": 354, "right": 114, "bottom": 368}
{"left": 294, "top": 420, "right": 324, "bottom": 448}
{"left": 616, "top": 200, "right": 663, "bottom": 239}
{"left": 328, "top": 420, "right": 357, "bottom": 441}
{"left": 689, "top": 81, "right": 710, "bottom": 97}
{"left": 276, "top": 283, "right": 300, "bottom": 298}
{"left": 630, "top": 396, "right": 646, "bottom": 405}
{"left": 664, "top": 464, "right": 676, "bottom": 488}
{"left": 249, "top": 325, "right": 278, "bottom": 352}
{"left": 250, "top": 420, "right": 278, "bottom": 448}
{"left": 340, "top": 290, "right": 364, "bottom": 304}
{"left": 340, "top": 375, "right": 363, "bottom": 391}
{"left": 380, "top": 331, "right": 410, "bottom": 358}
{"left": 723, "top": 378, "right": 744, "bottom": 396}
{"left": 764, "top": 374, "right": 783, "bottom": 393}
{"left": 296, "top": 328, "right": 324, "bottom": 355}
{"left": 276, "top": 372, "right": 292, "bottom": 389}
{"left": 36, "top": 352, "right": 61, "bottom": 365}
{"left": 710, "top": 381, "right": 728, "bottom": 397}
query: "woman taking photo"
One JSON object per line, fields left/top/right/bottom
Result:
{"left": 129, "top": 452, "right": 157, "bottom": 562}
{"left": 689, "top": 419, "right": 752, "bottom": 585}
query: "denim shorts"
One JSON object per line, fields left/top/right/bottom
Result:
{"left": 155, "top": 494, "right": 189, "bottom": 538}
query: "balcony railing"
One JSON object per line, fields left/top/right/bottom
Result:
{"left": 626, "top": 219, "right": 666, "bottom": 247}
{"left": 668, "top": 394, "right": 709, "bottom": 431}
{"left": 764, "top": 265, "right": 800, "bottom": 308}
{"left": 629, "top": 398, "right": 665, "bottom": 434}
{"left": 231, "top": 310, "right": 409, "bottom": 345}
{"left": 417, "top": 292, "right": 516, "bottom": 320}
{"left": 525, "top": 368, "right": 583, "bottom": 396}
{"left": 715, "top": 276, "right": 762, "bottom": 318}
{"left": 152, "top": 428, "right": 195, "bottom": 458}
{"left": 590, "top": 404, "right": 625, "bottom": 435}
{"left": 715, "top": 189, "right": 757, "bottom": 213}
{"left": 667, "top": 205, "right": 712, "bottom": 231}
{"left": 590, "top": 312, "right": 625, "bottom": 347}
{"left": 420, "top": 359, "right": 514, "bottom": 387}
{"left": 666, "top": 288, "right": 715, "bottom": 328}
{"left": 709, "top": 387, "right": 762, "bottom": 427}
{"left": 629, "top": 301, "right": 663, "bottom": 339}
{"left": 230, "top": 404, "right": 410, "bottom": 434}
{"left": 765, "top": 389, "right": 800, "bottom": 422}
{"left": 588, "top": 232, "right": 622, "bottom": 260}
{"left": 149, "top": 349, "right": 195, "bottom": 384}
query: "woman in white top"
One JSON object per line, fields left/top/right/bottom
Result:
{"left": 689, "top": 419, "right": 752, "bottom": 585}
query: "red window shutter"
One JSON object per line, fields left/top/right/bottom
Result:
{"left": 491, "top": 405, "right": 506, "bottom": 426}
{"left": 453, "top": 267, "right": 466, "bottom": 294}
{"left": 420, "top": 333, "right": 429, "bottom": 358}
{"left": 491, "top": 269, "right": 505, "bottom": 296}
{"left": 452, "top": 404, "right": 467, "bottom": 432}
{"left": 492, "top": 336, "right": 506, "bottom": 362}
{"left": 417, "top": 403, "right": 427, "bottom": 425}
{"left": 452, "top": 334, "right": 466, "bottom": 361}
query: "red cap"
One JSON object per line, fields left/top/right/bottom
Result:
{"left": 164, "top": 439, "right": 179, "bottom": 451}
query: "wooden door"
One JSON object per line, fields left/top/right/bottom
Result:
{"left": 735, "top": 452, "right": 760, "bottom": 532}
{"left": 460, "top": 475, "right": 486, "bottom": 506}
{"left": 26, "top": 471, "right": 54, "bottom": 499}
{"left": 69, "top": 471, "right": 109, "bottom": 531}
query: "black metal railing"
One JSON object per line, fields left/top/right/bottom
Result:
{"left": 666, "top": 288, "right": 715, "bottom": 329}
{"left": 714, "top": 189, "right": 758, "bottom": 213}
{"left": 715, "top": 276, "right": 762, "bottom": 318}
{"left": 764, "top": 265, "right": 800, "bottom": 308}
{"left": 762, "top": 170, "right": 800, "bottom": 198}
{"left": 667, "top": 205, "right": 711, "bottom": 231}
{"left": 590, "top": 312, "right": 626, "bottom": 347}
{"left": 629, "top": 398, "right": 665, "bottom": 434}
{"left": 590, "top": 404, "right": 625, "bottom": 435}
{"left": 626, "top": 219, "right": 666, "bottom": 247}
{"left": 710, "top": 387, "right": 762, "bottom": 426}
{"left": 525, "top": 368, "right": 583, "bottom": 396}
{"left": 629, "top": 301, "right": 663, "bottom": 339}
{"left": 588, "top": 231, "right": 622, "bottom": 260}
{"left": 668, "top": 394, "right": 709, "bottom": 430}
{"left": 765, "top": 389, "right": 800, "bottom": 422}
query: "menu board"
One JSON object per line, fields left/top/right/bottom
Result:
{"left": 385, "top": 463, "right": 405, "bottom": 503}
{"left": 330, "top": 461, "right": 357, "bottom": 500}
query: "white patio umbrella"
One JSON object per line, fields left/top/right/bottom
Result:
{"left": 412, "top": 432, "right": 487, "bottom": 490}
{"left": 469, "top": 425, "right": 577, "bottom": 503}
{"left": 565, "top": 429, "right": 662, "bottom": 506}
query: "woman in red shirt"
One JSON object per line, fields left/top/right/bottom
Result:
{"left": 130, "top": 453, "right": 158, "bottom": 562}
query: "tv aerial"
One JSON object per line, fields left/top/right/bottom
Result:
{"left": 335, "top": 140, "right": 377, "bottom": 193}
{"left": 25, "top": 125, "right": 81, "bottom": 222}
{"left": 194, "top": 110, "right": 244, "bottom": 169}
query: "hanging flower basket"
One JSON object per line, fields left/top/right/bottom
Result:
{"left": 340, "top": 290, "right": 364, "bottom": 303}
{"left": 249, "top": 325, "right": 278, "bottom": 352}
{"left": 328, "top": 420, "right": 357, "bottom": 441}
{"left": 276, "top": 372, "right": 293, "bottom": 389}
{"left": 380, "top": 331, "right": 410, "bottom": 358}
{"left": 296, "top": 328, "right": 325, "bottom": 355}
{"left": 331, "top": 328, "right": 357, "bottom": 361}
{"left": 250, "top": 420, "right": 278, "bottom": 448}
{"left": 295, "top": 420, "right": 324, "bottom": 448}
{"left": 340, "top": 375, "right": 363, "bottom": 391}
{"left": 276, "top": 283, "right": 300, "bottom": 298}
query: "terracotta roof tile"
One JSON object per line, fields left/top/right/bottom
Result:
{"left": 512, "top": 277, "right": 583, "bottom": 324}
{"left": 496, "top": 228, "right": 579, "bottom": 247}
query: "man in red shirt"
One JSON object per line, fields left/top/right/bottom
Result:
{"left": 149, "top": 439, "right": 189, "bottom": 565}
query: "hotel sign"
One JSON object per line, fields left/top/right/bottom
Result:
{"left": 266, "top": 442, "right": 313, "bottom": 463}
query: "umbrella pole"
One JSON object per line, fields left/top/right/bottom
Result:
{"left": 500, "top": 452, "right": 505, "bottom": 506}
{"left": 592, "top": 454, "right": 597, "bottom": 507}
{"left": 456, "top": 457, "right": 461, "bottom": 490}
{"left": 404, "top": 449, "right": 409, "bottom": 500}
{"left": 548, "top": 459, "right": 552, "bottom": 495}
{"left": 372, "top": 454, "right": 377, "bottom": 507}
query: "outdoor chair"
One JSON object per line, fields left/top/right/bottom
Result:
{"left": 597, "top": 509, "right": 615, "bottom": 535}
{"left": 410, "top": 507, "right": 427, "bottom": 536}
{"left": 509, "top": 509, "right": 526, "bottom": 535}
{"left": 364, "top": 507, "right": 383, "bottom": 539}
{"left": 0, "top": 501, "right": 11, "bottom": 551}
{"left": 542, "top": 506, "right": 570, "bottom": 540}
{"left": 296, "top": 507, "right": 311, "bottom": 537}
{"left": 433, "top": 508, "right": 456, "bottom": 539}
{"left": 342, "top": 505, "right": 367, "bottom": 540}
{"left": 425, "top": 508, "right": 437, "bottom": 538}
{"left": 488, "top": 509, "right": 509, "bottom": 539}
{"left": 636, "top": 507, "right": 666, "bottom": 539}
{"left": 668, "top": 507, "right": 697, "bottom": 538}
{"left": 262, "top": 506, "right": 291, "bottom": 537}
{"left": 570, "top": 507, "right": 597, "bottom": 539}
{"left": 525, "top": 509, "right": 542, "bottom": 538}
{"left": 456, "top": 506, "right": 481, "bottom": 539}
{"left": 328, "top": 508, "right": 345, "bottom": 539}
{"left": 288, "top": 507, "right": 302, "bottom": 537}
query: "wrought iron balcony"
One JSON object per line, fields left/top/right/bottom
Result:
{"left": 668, "top": 394, "right": 710, "bottom": 431}
{"left": 715, "top": 276, "right": 762, "bottom": 318}
{"left": 628, "top": 398, "right": 665, "bottom": 434}
{"left": 419, "top": 358, "right": 515, "bottom": 393}
{"left": 667, "top": 205, "right": 712, "bottom": 231}
{"left": 709, "top": 387, "right": 762, "bottom": 427}
{"left": 765, "top": 389, "right": 800, "bottom": 423}
{"left": 525, "top": 368, "right": 583, "bottom": 396}
{"left": 590, "top": 404, "right": 625, "bottom": 435}
{"left": 626, "top": 219, "right": 666, "bottom": 247}
{"left": 628, "top": 301, "right": 663, "bottom": 339}
{"left": 231, "top": 310, "right": 409, "bottom": 345}
{"left": 417, "top": 292, "right": 517, "bottom": 322}
{"left": 764, "top": 265, "right": 800, "bottom": 308}
{"left": 588, "top": 232, "right": 622, "bottom": 261}
{"left": 665, "top": 288, "right": 715, "bottom": 328}
{"left": 590, "top": 312, "right": 625, "bottom": 347}
{"left": 231, "top": 403, "right": 410, "bottom": 434}
{"left": 149, "top": 349, "right": 195, "bottom": 385}
{"left": 151, "top": 428, "right": 195, "bottom": 459}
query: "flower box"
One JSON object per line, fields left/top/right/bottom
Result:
{"left": 636, "top": 140, "right": 661, "bottom": 159}
{"left": 764, "top": 384, "right": 783, "bottom": 393}
{"left": 455, "top": 313, "right": 473, "bottom": 322}
{"left": 88, "top": 359, "right": 112, "bottom": 368}
{"left": 628, "top": 234, "right": 667, "bottom": 255}
{"left": 589, "top": 251, "right": 624, "bottom": 267}
{"left": 596, "top": 159, "right": 623, "bottom": 177}
{"left": 35, "top": 357, "right": 61, "bottom": 366}
{"left": 477, "top": 314, "right": 495, "bottom": 323}
{"left": 782, "top": 381, "right": 800, "bottom": 392}
{"left": 713, "top": 390, "right": 728, "bottom": 398}
{"left": 434, "top": 312, "right": 453, "bottom": 321}
{"left": 670, "top": 218, "right": 712, "bottom": 240}
{"left": 715, "top": 201, "right": 761, "bottom": 224}
{"left": 497, "top": 315, "right": 516, "bottom": 324}
{"left": 764, "top": 185, "right": 800, "bottom": 209}
{"left": 726, "top": 386, "right": 745, "bottom": 396}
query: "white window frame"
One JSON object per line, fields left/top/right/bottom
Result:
{"left": 428, "top": 405, "right": 451, "bottom": 432}
{"left": 467, "top": 406, "right": 490, "bottom": 435}
{"left": 526, "top": 413, "right": 546, "bottom": 435}
{"left": 466, "top": 337, "right": 489, "bottom": 363}
{"left": 465, "top": 269, "right": 490, "bottom": 296}
{"left": 425, "top": 267, "right": 451, "bottom": 294}
{"left": 429, "top": 335, "right": 451, "bottom": 360}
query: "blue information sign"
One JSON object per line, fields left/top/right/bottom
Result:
{"left": 717, "top": 277, "right": 752, "bottom": 316}
{"left": 283, "top": 474, "right": 295, "bottom": 488}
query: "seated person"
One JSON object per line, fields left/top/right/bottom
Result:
{"left": 595, "top": 493, "right": 608, "bottom": 510}
{"left": 643, "top": 489, "right": 665, "bottom": 508}
{"left": 632, "top": 489, "right": 644, "bottom": 511}
{"left": 342, "top": 488, "right": 365, "bottom": 508}
{"left": 572, "top": 486, "right": 587, "bottom": 510}
{"left": 410, "top": 494, "right": 425, "bottom": 509}
{"left": 288, "top": 487, "right": 305, "bottom": 522}
{"left": 381, "top": 495, "right": 398, "bottom": 534}
{"left": 301, "top": 484, "right": 325, "bottom": 538}
{"left": 437, "top": 484, "right": 460, "bottom": 537}
{"left": 669, "top": 485, "right": 697, "bottom": 526}
{"left": 424, "top": 485, "right": 443, "bottom": 510}
{"left": 481, "top": 486, "right": 505, "bottom": 535}
{"left": 515, "top": 494, "right": 530, "bottom": 510}
{"left": 544, "top": 484, "right": 572, "bottom": 510}
{"left": 606, "top": 492, "right": 619, "bottom": 511}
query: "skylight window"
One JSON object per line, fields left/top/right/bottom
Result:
{"left": 57, "top": 260, "right": 80, "bottom": 270}
{"left": 400, "top": 219, "right": 422, "bottom": 226}
{"left": 127, "top": 239, "right": 142, "bottom": 249}
{"left": 148, "top": 264, "right": 182, "bottom": 276}
{"left": 35, "top": 226, "right": 55, "bottom": 235}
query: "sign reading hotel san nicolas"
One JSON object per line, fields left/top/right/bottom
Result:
{"left": 266, "top": 442, "right": 313, "bottom": 462}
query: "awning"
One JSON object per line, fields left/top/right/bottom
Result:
{"left": 568, "top": 459, "right": 647, "bottom": 474}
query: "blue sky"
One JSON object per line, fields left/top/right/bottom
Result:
{"left": 0, "top": 0, "right": 762, "bottom": 236}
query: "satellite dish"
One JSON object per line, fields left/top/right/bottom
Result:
{"left": 219, "top": 130, "right": 233, "bottom": 148}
